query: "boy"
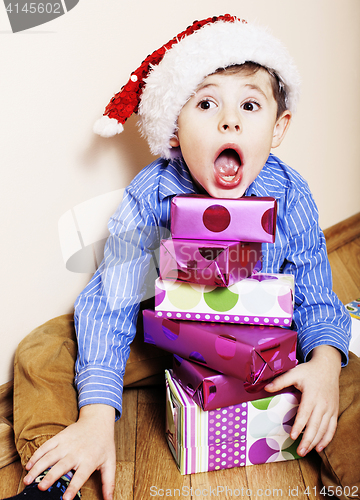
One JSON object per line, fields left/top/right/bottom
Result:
{"left": 7, "top": 14, "right": 359, "bottom": 500}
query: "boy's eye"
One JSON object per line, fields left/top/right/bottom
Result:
{"left": 242, "top": 101, "right": 260, "bottom": 112}
{"left": 198, "top": 99, "right": 216, "bottom": 110}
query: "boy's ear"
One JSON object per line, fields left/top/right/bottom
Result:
{"left": 169, "top": 135, "right": 180, "bottom": 148}
{"left": 271, "top": 110, "right": 292, "bottom": 149}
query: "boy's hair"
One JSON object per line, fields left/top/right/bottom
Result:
{"left": 215, "top": 63, "right": 287, "bottom": 119}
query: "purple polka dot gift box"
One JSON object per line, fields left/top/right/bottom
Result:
{"left": 170, "top": 195, "right": 277, "bottom": 244}
{"left": 155, "top": 273, "right": 294, "bottom": 327}
{"left": 143, "top": 309, "right": 297, "bottom": 390}
{"left": 159, "top": 238, "right": 262, "bottom": 287}
{"left": 165, "top": 370, "right": 301, "bottom": 475}
{"left": 172, "top": 356, "right": 296, "bottom": 412}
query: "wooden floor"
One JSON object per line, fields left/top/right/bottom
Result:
{"left": 1, "top": 222, "right": 359, "bottom": 500}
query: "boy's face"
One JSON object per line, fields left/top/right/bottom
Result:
{"left": 170, "top": 69, "right": 291, "bottom": 198}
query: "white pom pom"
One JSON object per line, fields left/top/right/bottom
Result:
{"left": 93, "top": 116, "right": 124, "bottom": 137}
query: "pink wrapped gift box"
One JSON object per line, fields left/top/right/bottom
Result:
{"left": 165, "top": 370, "right": 301, "bottom": 475}
{"left": 159, "top": 238, "right": 262, "bottom": 287}
{"left": 170, "top": 194, "right": 277, "bottom": 243}
{"left": 172, "top": 356, "right": 296, "bottom": 411}
{"left": 143, "top": 309, "right": 297, "bottom": 390}
{"left": 155, "top": 273, "right": 294, "bottom": 327}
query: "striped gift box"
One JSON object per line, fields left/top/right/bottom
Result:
{"left": 165, "top": 370, "right": 301, "bottom": 475}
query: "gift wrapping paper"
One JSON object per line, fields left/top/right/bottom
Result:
{"left": 159, "top": 238, "right": 262, "bottom": 287}
{"left": 170, "top": 194, "right": 277, "bottom": 243}
{"left": 155, "top": 273, "right": 294, "bottom": 327}
{"left": 143, "top": 309, "right": 297, "bottom": 389}
{"left": 172, "top": 356, "right": 295, "bottom": 411}
{"left": 165, "top": 370, "right": 301, "bottom": 475}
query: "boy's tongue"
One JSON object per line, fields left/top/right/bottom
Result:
{"left": 214, "top": 149, "right": 241, "bottom": 181}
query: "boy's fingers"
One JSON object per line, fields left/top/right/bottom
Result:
{"left": 26, "top": 439, "right": 56, "bottom": 471}
{"left": 100, "top": 460, "right": 116, "bottom": 500}
{"left": 63, "top": 468, "right": 91, "bottom": 500}
{"left": 25, "top": 436, "right": 63, "bottom": 482}
{"left": 25, "top": 456, "right": 57, "bottom": 485}
{"left": 265, "top": 370, "right": 295, "bottom": 392}
{"left": 290, "top": 393, "right": 315, "bottom": 442}
{"left": 37, "top": 459, "right": 76, "bottom": 491}
{"left": 296, "top": 405, "right": 333, "bottom": 455}
{"left": 315, "top": 415, "right": 338, "bottom": 452}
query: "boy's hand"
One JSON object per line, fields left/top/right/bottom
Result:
{"left": 23, "top": 404, "right": 116, "bottom": 500}
{"left": 265, "top": 345, "right": 342, "bottom": 457}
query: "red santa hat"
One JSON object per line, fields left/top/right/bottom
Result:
{"left": 94, "top": 14, "right": 300, "bottom": 159}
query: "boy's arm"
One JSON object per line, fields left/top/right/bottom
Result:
{"left": 285, "top": 215, "right": 351, "bottom": 365}
{"left": 266, "top": 345, "right": 341, "bottom": 456}
{"left": 263, "top": 187, "right": 350, "bottom": 455}
{"left": 25, "top": 187, "right": 163, "bottom": 499}
{"left": 74, "top": 187, "right": 162, "bottom": 418}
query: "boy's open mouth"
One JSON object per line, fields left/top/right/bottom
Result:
{"left": 213, "top": 147, "right": 242, "bottom": 187}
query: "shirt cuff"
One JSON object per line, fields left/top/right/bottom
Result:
{"left": 75, "top": 365, "right": 123, "bottom": 420}
{"left": 298, "top": 323, "right": 350, "bottom": 366}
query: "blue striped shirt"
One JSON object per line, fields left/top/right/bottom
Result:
{"left": 74, "top": 153, "right": 351, "bottom": 417}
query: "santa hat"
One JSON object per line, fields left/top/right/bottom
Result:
{"left": 94, "top": 14, "right": 300, "bottom": 159}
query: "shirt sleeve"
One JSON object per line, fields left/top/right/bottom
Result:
{"left": 73, "top": 186, "right": 161, "bottom": 418}
{"left": 280, "top": 190, "right": 351, "bottom": 365}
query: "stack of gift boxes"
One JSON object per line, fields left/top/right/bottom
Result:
{"left": 142, "top": 194, "right": 301, "bottom": 474}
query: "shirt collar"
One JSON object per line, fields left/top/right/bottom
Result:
{"left": 158, "top": 156, "right": 198, "bottom": 201}
{"left": 245, "top": 153, "right": 286, "bottom": 199}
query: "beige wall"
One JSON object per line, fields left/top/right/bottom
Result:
{"left": 1, "top": 0, "right": 359, "bottom": 385}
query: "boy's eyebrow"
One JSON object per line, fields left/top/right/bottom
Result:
{"left": 195, "top": 82, "right": 218, "bottom": 92}
{"left": 195, "top": 81, "right": 270, "bottom": 99}
{"left": 243, "top": 84, "right": 269, "bottom": 100}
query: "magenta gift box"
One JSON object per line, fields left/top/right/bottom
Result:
{"left": 159, "top": 238, "right": 261, "bottom": 287}
{"left": 155, "top": 273, "right": 294, "bottom": 327}
{"left": 172, "top": 356, "right": 295, "bottom": 411}
{"left": 165, "top": 370, "right": 301, "bottom": 475}
{"left": 170, "top": 194, "right": 277, "bottom": 243}
{"left": 143, "top": 309, "right": 297, "bottom": 390}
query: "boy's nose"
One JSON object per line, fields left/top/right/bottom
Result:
{"left": 219, "top": 110, "right": 241, "bottom": 133}
{"left": 221, "top": 122, "right": 240, "bottom": 132}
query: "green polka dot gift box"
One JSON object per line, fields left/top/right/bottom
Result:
{"left": 155, "top": 273, "right": 294, "bottom": 327}
{"left": 165, "top": 370, "right": 301, "bottom": 475}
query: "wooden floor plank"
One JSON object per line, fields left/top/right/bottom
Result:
{"left": 298, "top": 452, "right": 323, "bottom": 500}
{"left": 113, "top": 462, "right": 134, "bottom": 500}
{"left": 81, "top": 471, "right": 103, "bottom": 500}
{"left": 245, "top": 460, "right": 305, "bottom": 500}
{"left": 336, "top": 238, "right": 360, "bottom": 295}
{"left": 324, "top": 212, "right": 360, "bottom": 254}
{"left": 191, "top": 466, "right": 249, "bottom": 499}
{"left": 0, "top": 460, "right": 23, "bottom": 497}
{"left": 0, "top": 382, "right": 14, "bottom": 421}
{"left": 115, "top": 388, "right": 138, "bottom": 463}
{"left": 328, "top": 251, "right": 360, "bottom": 305}
{"left": 137, "top": 383, "right": 165, "bottom": 405}
{"left": 133, "top": 387, "right": 190, "bottom": 500}
{"left": 0, "top": 420, "right": 18, "bottom": 471}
